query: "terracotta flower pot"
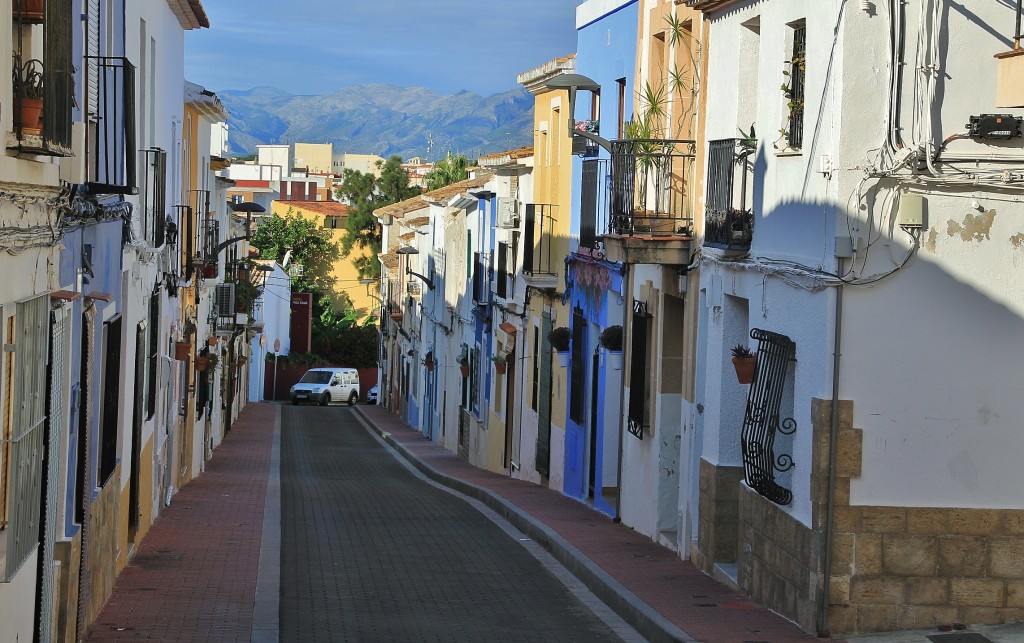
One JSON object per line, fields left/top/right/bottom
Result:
{"left": 460, "top": 364, "right": 470, "bottom": 378}
{"left": 13, "top": 0, "right": 44, "bottom": 22}
{"left": 732, "top": 356, "right": 757, "bottom": 384}
{"left": 494, "top": 362, "right": 507, "bottom": 375}
{"left": 425, "top": 361, "right": 434, "bottom": 372}
{"left": 195, "top": 356, "right": 209, "bottom": 372}
{"left": 174, "top": 341, "right": 191, "bottom": 361}
{"left": 207, "top": 336, "right": 217, "bottom": 346}
{"left": 18, "top": 98, "right": 43, "bottom": 131}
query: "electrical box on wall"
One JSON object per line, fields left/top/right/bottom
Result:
{"left": 897, "top": 193, "right": 926, "bottom": 228}
{"left": 967, "top": 114, "right": 1023, "bottom": 140}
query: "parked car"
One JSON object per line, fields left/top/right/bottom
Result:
{"left": 366, "top": 385, "right": 378, "bottom": 404}
{"left": 290, "top": 367, "right": 360, "bottom": 406}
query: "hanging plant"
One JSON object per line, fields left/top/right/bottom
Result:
{"left": 548, "top": 327, "right": 571, "bottom": 352}
{"left": 599, "top": 325, "right": 623, "bottom": 352}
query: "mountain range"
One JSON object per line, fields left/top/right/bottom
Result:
{"left": 218, "top": 84, "right": 535, "bottom": 161}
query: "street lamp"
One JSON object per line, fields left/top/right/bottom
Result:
{"left": 396, "top": 246, "right": 434, "bottom": 290}
{"left": 543, "top": 73, "right": 612, "bottom": 154}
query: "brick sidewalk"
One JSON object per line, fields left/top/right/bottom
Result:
{"left": 85, "top": 403, "right": 277, "bottom": 643}
{"left": 356, "top": 404, "right": 831, "bottom": 643}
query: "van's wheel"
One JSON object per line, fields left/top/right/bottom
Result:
{"left": 320, "top": 392, "right": 331, "bottom": 406}
{"left": 348, "top": 392, "right": 358, "bottom": 406}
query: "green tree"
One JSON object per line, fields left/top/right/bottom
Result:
{"left": 334, "top": 155, "right": 420, "bottom": 279}
{"left": 424, "top": 152, "right": 469, "bottom": 191}
{"left": 248, "top": 208, "right": 339, "bottom": 294}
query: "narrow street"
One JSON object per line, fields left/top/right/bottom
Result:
{"left": 279, "top": 405, "right": 628, "bottom": 642}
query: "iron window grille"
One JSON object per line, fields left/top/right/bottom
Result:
{"left": 140, "top": 148, "right": 167, "bottom": 247}
{"left": 703, "top": 139, "right": 755, "bottom": 250}
{"left": 786, "top": 25, "right": 807, "bottom": 150}
{"left": 740, "top": 328, "right": 797, "bottom": 506}
{"left": 85, "top": 56, "right": 138, "bottom": 193}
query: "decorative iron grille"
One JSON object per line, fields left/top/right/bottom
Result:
{"left": 786, "top": 26, "right": 807, "bottom": 150}
{"left": 140, "top": 148, "right": 167, "bottom": 246}
{"left": 740, "top": 328, "right": 797, "bottom": 506}
{"left": 703, "top": 139, "right": 754, "bottom": 250}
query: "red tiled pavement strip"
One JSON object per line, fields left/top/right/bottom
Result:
{"left": 357, "top": 404, "right": 841, "bottom": 643}
{"left": 85, "top": 403, "right": 277, "bottom": 643}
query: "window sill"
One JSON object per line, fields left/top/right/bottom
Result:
{"left": 774, "top": 148, "right": 803, "bottom": 157}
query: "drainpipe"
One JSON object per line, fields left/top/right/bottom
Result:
{"left": 819, "top": 258, "right": 844, "bottom": 636}
{"left": 613, "top": 265, "right": 631, "bottom": 521}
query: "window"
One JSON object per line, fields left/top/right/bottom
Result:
{"left": 784, "top": 22, "right": 806, "bottom": 150}
{"left": 98, "top": 315, "right": 122, "bottom": 485}
{"left": 531, "top": 325, "right": 539, "bottom": 411}
{"left": 1, "top": 296, "right": 50, "bottom": 581}
{"left": 496, "top": 243, "right": 507, "bottom": 299}
{"left": 627, "top": 300, "right": 650, "bottom": 439}
{"left": 569, "top": 307, "right": 586, "bottom": 424}
{"left": 147, "top": 292, "right": 159, "bottom": 419}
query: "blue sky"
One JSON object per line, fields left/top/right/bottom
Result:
{"left": 186, "top": 0, "right": 582, "bottom": 96}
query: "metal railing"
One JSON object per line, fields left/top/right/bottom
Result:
{"left": 608, "top": 139, "right": 696, "bottom": 236}
{"left": 11, "top": 0, "right": 74, "bottom": 155}
{"left": 86, "top": 56, "right": 137, "bottom": 193}
{"left": 703, "top": 138, "right": 755, "bottom": 250}
{"left": 523, "top": 203, "right": 559, "bottom": 277}
{"left": 1015, "top": 0, "right": 1023, "bottom": 48}
{"left": 140, "top": 148, "right": 166, "bottom": 247}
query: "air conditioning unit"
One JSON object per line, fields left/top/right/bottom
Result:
{"left": 497, "top": 198, "right": 519, "bottom": 228}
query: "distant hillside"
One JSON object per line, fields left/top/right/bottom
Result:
{"left": 219, "top": 84, "right": 534, "bottom": 161}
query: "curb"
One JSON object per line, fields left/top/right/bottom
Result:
{"left": 354, "top": 407, "right": 695, "bottom": 643}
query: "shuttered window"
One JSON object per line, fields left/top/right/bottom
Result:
{"left": 535, "top": 313, "right": 553, "bottom": 477}
{"left": 569, "top": 307, "right": 585, "bottom": 424}
{"left": 496, "top": 242, "right": 508, "bottom": 299}
{"left": 98, "top": 315, "right": 122, "bottom": 485}
{"left": 523, "top": 204, "right": 536, "bottom": 274}
{"left": 147, "top": 292, "right": 159, "bottom": 419}
{"left": 627, "top": 300, "right": 649, "bottom": 439}
{"left": 2, "top": 295, "right": 50, "bottom": 581}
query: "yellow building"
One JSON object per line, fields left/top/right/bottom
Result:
{"left": 514, "top": 55, "right": 576, "bottom": 489}
{"left": 293, "top": 142, "right": 333, "bottom": 174}
{"left": 269, "top": 200, "right": 377, "bottom": 318}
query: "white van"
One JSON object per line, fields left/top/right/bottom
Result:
{"left": 289, "top": 367, "right": 360, "bottom": 406}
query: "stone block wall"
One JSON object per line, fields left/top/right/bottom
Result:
{"left": 695, "top": 458, "right": 743, "bottom": 572}
{"left": 811, "top": 398, "right": 1024, "bottom": 635}
{"left": 737, "top": 483, "right": 821, "bottom": 632}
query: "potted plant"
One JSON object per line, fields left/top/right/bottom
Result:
{"left": 424, "top": 351, "right": 434, "bottom": 372}
{"left": 13, "top": 0, "right": 45, "bottom": 22}
{"left": 599, "top": 325, "right": 623, "bottom": 352}
{"left": 12, "top": 54, "right": 44, "bottom": 131}
{"left": 195, "top": 354, "right": 210, "bottom": 372}
{"left": 203, "top": 262, "right": 218, "bottom": 279}
{"left": 491, "top": 353, "right": 508, "bottom": 375}
{"left": 548, "top": 327, "right": 571, "bottom": 367}
{"left": 174, "top": 340, "right": 191, "bottom": 361}
{"left": 459, "top": 357, "right": 470, "bottom": 378}
{"left": 731, "top": 344, "right": 757, "bottom": 384}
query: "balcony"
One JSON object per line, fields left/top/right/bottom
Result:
{"left": 8, "top": 0, "right": 73, "bottom": 156}
{"left": 522, "top": 203, "right": 559, "bottom": 290}
{"left": 601, "top": 139, "right": 696, "bottom": 266}
{"left": 85, "top": 57, "right": 138, "bottom": 194}
{"left": 703, "top": 138, "right": 754, "bottom": 252}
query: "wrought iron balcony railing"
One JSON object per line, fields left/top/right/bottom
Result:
{"left": 703, "top": 138, "right": 755, "bottom": 251}
{"left": 608, "top": 138, "right": 696, "bottom": 237}
{"left": 10, "top": 0, "right": 74, "bottom": 156}
{"left": 86, "top": 56, "right": 138, "bottom": 194}
{"left": 140, "top": 148, "right": 166, "bottom": 247}
{"left": 523, "top": 203, "right": 559, "bottom": 282}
